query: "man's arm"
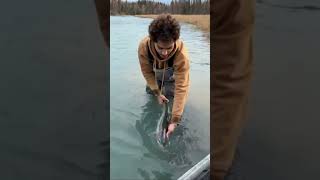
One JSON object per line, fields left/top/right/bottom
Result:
{"left": 212, "top": 0, "right": 255, "bottom": 179}
{"left": 171, "top": 42, "right": 190, "bottom": 123}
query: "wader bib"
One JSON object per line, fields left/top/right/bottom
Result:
{"left": 146, "top": 62, "right": 175, "bottom": 98}
{"left": 154, "top": 64, "right": 175, "bottom": 98}
{"left": 145, "top": 43, "right": 176, "bottom": 98}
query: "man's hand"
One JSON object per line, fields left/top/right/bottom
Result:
{"left": 166, "top": 123, "right": 177, "bottom": 138}
{"left": 157, "top": 94, "right": 169, "bottom": 105}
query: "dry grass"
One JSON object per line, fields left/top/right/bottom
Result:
{"left": 136, "top": 14, "right": 210, "bottom": 32}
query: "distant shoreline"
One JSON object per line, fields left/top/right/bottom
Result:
{"left": 135, "top": 14, "right": 210, "bottom": 33}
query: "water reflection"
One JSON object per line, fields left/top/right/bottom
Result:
{"left": 135, "top": 94, "right": 200, "bottom": 179}
{"left": 137, "top": 168, "right": 174, "bottom": 180}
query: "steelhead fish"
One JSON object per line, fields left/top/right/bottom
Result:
{"left": 156, "top": 102, "right": 170, "bottom": 147}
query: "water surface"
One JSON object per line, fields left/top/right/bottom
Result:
{"left": 110, "top": 16, "right": 210, "bottom": 180}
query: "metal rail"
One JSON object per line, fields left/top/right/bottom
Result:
{"left": 177, "top": 154, "right": 210, "bottom": 180}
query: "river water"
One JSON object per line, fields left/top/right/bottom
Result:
{"left": 110, "top": 16, "right": 210, "bottom": 180}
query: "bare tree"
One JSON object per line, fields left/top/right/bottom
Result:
{"left": 110, "top": 0, "right": 209, "bottom": 15}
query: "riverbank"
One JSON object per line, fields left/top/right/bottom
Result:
{"left": 135, "top": 14, "right": 210, "bottom": 33}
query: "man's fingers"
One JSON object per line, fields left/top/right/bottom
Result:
{"left": 163, "top": 96, "right": 169, "bottom": 103}
{"left": 166, "top": 131, "right": 171, "bottom": 138}
{"left": 158, "top": 95, "right": 169, "bottom": 104}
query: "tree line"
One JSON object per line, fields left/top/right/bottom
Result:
{"left": 110, "top": 0, "right": 210, "bottom": 15}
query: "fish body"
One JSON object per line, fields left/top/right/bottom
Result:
{"left": 156, "top": 103, "right": 170, "bottom": 147}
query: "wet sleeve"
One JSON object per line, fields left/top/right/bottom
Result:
{"left": 171, "top": 43, "right": 190, "bottom": 123}
{"left": 138, "top": 40, "right": 160, "bottom": 95}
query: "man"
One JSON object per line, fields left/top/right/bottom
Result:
{"left": 212, "top": 0, "right": 255, "bottom": 179}
{"left": 138, "top": 14, "right": 190, "bottom": 138}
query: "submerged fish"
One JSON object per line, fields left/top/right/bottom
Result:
{"left": 156, "top": 102, "right": 171, "bottom": 147}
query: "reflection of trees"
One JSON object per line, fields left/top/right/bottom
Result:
{"left": 135, "top": 96, "right": 170, "bottom": 160}
{"left": 110, "top": 0, "right": 210, "bottom": 15}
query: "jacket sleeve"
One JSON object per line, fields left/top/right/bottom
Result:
{"left": 94, "top": 0, "right": 108, "bottom": 46}
{"left": 171, "top": 42, "right": 190, "bottom": 123}
{"left": 138, "top": 40, "right": 160, "bottom": 95}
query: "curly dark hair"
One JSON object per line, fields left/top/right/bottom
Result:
{"left": 148, "top": 14, "right": 180, "bottom": 42}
